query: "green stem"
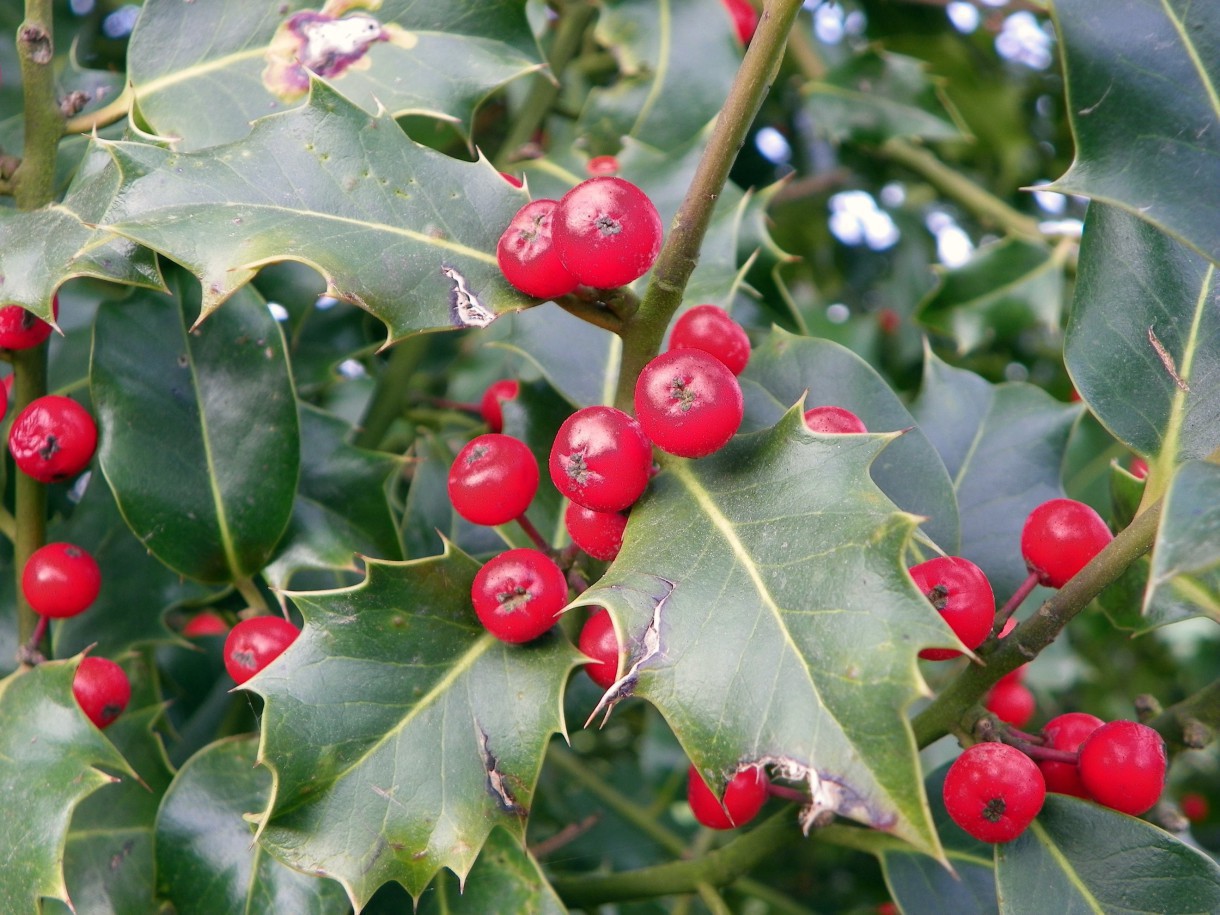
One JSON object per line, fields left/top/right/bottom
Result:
{"left": 234, "top": 576, "right": 271, "bottom": 617}
{"left": 12, "top": 347, "right": 48, "bottom": 655}
{"left": 354, "top": 335, "right": 428, "bottom": 450}
{"left": 612, "top": 0, "right": 807, "bottom": 411}
{"left": 14, "top": 0, "right": 61, "bottom": 210}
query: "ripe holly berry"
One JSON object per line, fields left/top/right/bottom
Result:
{"left": 553, "top": 177, "right": 663, "bottom": 289}
{"left": 549, "top": 406, "right": 653, "bottom": 512}
{"left": 497, "top": 199, "right": 581, "bottom": 299}
{"left": 223, "top": 616, "right": 300, "bottom": 685}
{"left": 687, "top": 764, "right": 769, "bottom": 830}
{"left": 1180, "top": 792, "right": 1210, "bottom": 823}
{"left": 479, "top": 378, "right": 520, "bottom": 433}
{"left": 1129, "top": 456, "right": 1149, "bottom": 480}
{"left": 908, "top": 556, "right": 995, "bottom": 661}
{"left": 578, "top": 608, "right": 620, "bottom": 689}
{"left": 73, "top": 656, "right": 131, "bottom": 729}
{"left": 182, "top": 611, "right": 230, "bottom": 638}
{"left": 0, "top": 294, "right": 57, "bottom": 350}
{"left": 471, "top": 548, "right": 568, "bottom": 644}
{"left": 587, "top": 155, "right": 620, "bottom": 177}
{"left": 1077, "top": 720, "right": 1166, "bottom": 816}
{"left": 721, "top": 0, "right": 759, "bottom": 43}
{"left": 22, "top": 542, "right": 102, "bottom": 619}
{"left": 635, "top": 349, "right": 743, "bottom": 459}
{"left": 943, "top": 742, "right": 1046, "bottom": 843}
{"left": 498, "top": 171, "right": 524, "bottom": 188}
{"left": 448, "top": 434, "right": 539, "bottom": 527}
{"left": 1020, "top": 498, "right": 1113, "bottom": 588}
{"left": 668, "top": 304, "right": 751, "bottom": 376}
{"left": 1037, "top": 712, "right": 1103, "bottom": 799}
{"left": 9, "top": 395, "right": 98, "bottom": 483}
{"left": 803, "top": 405, "right": 867, "bottom": 434}
{"left": 985, "top": 680, "right": 1036, "bottom": 728}
{"left": 565, "top": 502, "right": 628, "bottom": 562}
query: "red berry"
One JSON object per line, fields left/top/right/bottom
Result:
{"left": 448, "top": 433, "right": 539, "bottom": 527}
{"left": 0, "top": 294, "right": 57, "bottom": 350}
{"left": 877, "top": 308, "right": 901, "bottom": 335}
{"left": 73, "top": 656, "right": 131, "bottom": 729}
{"left": 1077, "top": 720, "right": 1166, "bottom": 816}
{"left": 578, "top": 608, "right": 620, "bottom": 688}
{"left": 687, "top": 764, "right": 769, "bottom": 830}
{"left": 549, "top": 406, "right": 653, "bottom": 512}
{"left": 0, "top": 375, "right": 9, "bottom": 423}
{"left": 668, "top": 304, "right": 751, "bottom": 375}
{"left": 9, "top": 395, "right": 98, "bottom": 483}
{"left": 1129, "top": 456, "right": 1149, "bottom": 479}
{"left": 497, "top": 199, "right": 581, "bottom": 299}
{"left": 1021, "top": 498, "right": 1114, "bottom": 588}
{"left": 587, "top": 155, "right": 620, "bottom": 177}
{"left": 471, "top": 548, "right": 568, "bottom": 644}
{"left": 908, "top": 556, "right": 995, "bottom": 661}
{"left": 634, "top": 349, "right": 743, "bottom": 459}
{"left": 1037, "top": 712, "right": 1103, "bottom": 799}
{"left": 565, "top": 502, "right": 628, "bottom": 561}
{"left": 985, "top": 680, "right": 1036, "bottom": 728}
{"left": 995, "top": 664, "right": 1027, "bottom": 688}
{"left": 498, "top": 171, "right": 523, "bottom": 188}
{"left": 553, "top": 177, "right": 663, "bottom": 289}
{"left": 479, "top": 379, "right": 520, "bottom": 433}
{"left": 721, "top": 0, "right": 759, "bottom": 43}
{"left": 803, "top": 405, "right": 867, "bottom": 434}
{"left": 182, "top": 611, "right": 230, "bottom": 637}
{"left": 23, "top": 542, "right": 102, "bottom": 619}
{"left": 1181, "top": 792, "right": 1209, "bottom": 823}
{"left": 223, "top": 616, "right": 300, "bottom": 685}
{"left": 943, "top": 742, "right": 1046, "bottom": 843}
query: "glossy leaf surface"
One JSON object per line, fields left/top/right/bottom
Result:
{"left": 1143, "top": 461, "right": 1220, "bottom": 627}
{"left": 418, "top": 829, "right": 567, "bottom": 915}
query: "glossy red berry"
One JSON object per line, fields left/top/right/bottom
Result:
{"left": 985, "top": 680, "right": 1036, "bottom": 728}
{"left": 908, "top": 556, "right": 995, "bottom": 661}
{"left": 479, "top": 379, "right": 520, "bottom": 433}
{"left": 9, "top": 395, "right": 98, "bottom": 483}
{"left": 0, "top": 294, "right": 57, "bottom": 350}
{"left": 497, "top": 199, "right": 581, "bottom": 299}
{"left": 587, "top": 155, "right": 620, "bottom": 177}
{"left": 182, "top": 611, "right": 230, "bottom": 638}
{"left": 635, "top": 349, "right": 743, "bottom": 458}
{"left": 22, "top": 542, "right": 102, "bottom": 619}
{"left": 1021, "top": 498, "right": 1113, "bottom": 588}
{"left": 471, "top": 548, "right": 568, "bottom": 644}
{"left": 668, "top": 304, "right": 751, "bottom": 375}
{"left": 448, "top": 434, "right": 539, "bottom": 527}
{"left": 578, "top": 608, "right": 620, "bottom": 688}
{"left": 73, "top": 657, "right": 131, "bottom": 729}
{"left": 687, "top": 764, "right": 769, "bottom": 830}
{"left": 1077, "top": 720, "right": 1166, "bottom": 816}
{"left": 223, "top": 616, "right": 300, "bottom": 684}
{"left": 549, "top": 406, "right": 653, "bottom": 512}
{"left": 565, "top": 502, "right": 628, "bottom": 561}
{"left": 803, "top": 405, "right": 867, "bottom": 434}
{"left": 1181, "top": 792, "right": 1209, "bottom": 823}
{"left": 553, "top": 177, "right": 663, "bottom": 289}
{"left": 721, "top": 0, "right": 759, "bottom": 43}
{"left": 943, "top": 742, "right": 1046, "bottom": 843}
{"left": 1037, "top": 712, "right": 1103, "bottom": 799}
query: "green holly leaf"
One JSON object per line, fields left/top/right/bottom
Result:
{"left": 128, "top": 0, "right": 542, "bottom": 151}
{"left": 0, "top": 659, "right": 133, "bottom": 912}
{"left": 90, "top": 278, "right": 299, "bottom": 584}
{"left": 247, "top": 549, "right": 580, "bottom": 906}
{"left": 418, "top": 829, "right": 567, "bottom": 915}
{"left": 577, "top": 407, "right": 955, "bottom": 858}
{"left": 1143, "top": 461, "right": 1220, "bottom": 627}
{"left": 101, "top": 79, "right": 533, "bottom": 335}
{"left": 1049, "top": 0, "right": 1220, "bottom": 265}
{"left": 155, "top": 735, "right": 348, "bottom": 915}
{"left": 802, "top": 48, "right": 967, "bottom": 145}
{"left": 996, "top": 795, "right": 1220, "bottom": 914}
{"left": 499, "top": 305, "right": 619, "bottom": 410}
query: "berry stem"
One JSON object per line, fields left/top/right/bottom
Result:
{"left": 353, "top": 335, "right": 428, "bottom": 450}
{"left": 993, "top": 570, "right": 1040, "bottom": 631}
{"left": 1003, "top": 737, "right": 1078, "bottom": 766}
{"left": 516, "top": 513, "right": 551, "bottom": 553}
{"left": 16, "top": 614, "right": 48, "bottom": 665}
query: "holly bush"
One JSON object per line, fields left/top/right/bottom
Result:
{"left": 2, "top": 0, "right": 1219, "bottom": 912}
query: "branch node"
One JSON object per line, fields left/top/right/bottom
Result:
{"left": 18, "top": 25, "right": 52, "bottom": 65}
{"left": 1180, "top": 718, "right": 1212, "bottom": 750}
{"left": 1134, "top": 693, "right": 1162, "bottom": 722}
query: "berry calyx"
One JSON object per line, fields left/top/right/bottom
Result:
{"left": 0, "top": 293, "right": 57, "bottom": 350}
{"left": 182, "top": 611, "right": 230, "bottom": 638}
{"left": 803, "top": 405, "right": 867, "bottom": 434}
{"left": 73, "top": 656, "right": 131, "bottom": 729}
{"left": 721, "top": 0, "right": 759, "bottom": 44}
{"left": 1020, "top": 498, "right": 1114, "bottom": 588}
{"left": 687, "top": 764, "right": 769, "bottom": 830}
{"left": 549, "top": 406, "right": 653, "bottom": 512}
{"left": 565, "top": 502, "right": 629, "bottom": 561}
{"left": 223, "top": 616, "right": 300, "bottom": 684}
{"left": 9, "top": 395, "right": 98, "bottom": 483}
{"left": 553, "top": 177, "right": 663, "bottom": 289}
{"left": 634, "top": 349, "right": 743, "bottom": 458}
{"left": 943, "top": 742, "right": 1046, "bottom": 843}
{"left": 497, "top": 199, "right": 581, "bottom": 299}
{"left": 1077, "top": 720, "right": 1166, "bottom": 816}
{"left": 668, "top": 304, "right": 751, "bottom": 376}
{"left": 22, "top": 542, "right": 102, "bottom": 619}
{"left": 1037, "top": 712, "right": 1103, "bottom": 799}
{"left": 578, "top": 608, "right": 620, "bottom": 688}
{"left": 908, "top": 556, "right": 995, "bottom": 661}
{"left": 984, "top": 680, "right": 1036, "bottom": 728}
{"left": 448, "top": 433, "right": 539, "bottom": 527}
{"left": 471, "top": 548, "right": 568, "bottom": 644}
{"left": 479, "top": 379, "right": 520, "bottom": 433}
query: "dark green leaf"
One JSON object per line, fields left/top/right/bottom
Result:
{"left": 1143, "top": 461, "right": 1220, "bottom": 627}
{"left": 499, "top": 305, "right": 619, "bottom": 409}
{"left": 418, "top": 828, "right": 567, "bottom": 915}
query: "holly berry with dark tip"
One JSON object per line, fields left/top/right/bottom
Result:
{"left": 687, "top": 764, "right": 769, "bottom": 830}
{"left": 549, "top": 405, "right": 653, "bottom": 513}
{"left": 471, "top": 548, "right": 568, "bottom": 644}
{"left": 0, "top": 294, "right": 57, "bottom": 350}
{"left": 1077, "top": 720, "right": 1166, "bottom": 816}
{"left": 1037, "top": 712, "right": 1103, "bottom": 799}
{"left": 803, "top": 405, "right": 867, "bottom": 435}
{"left": 908, "top": 556, "right": 995, "bottom": 661}
{"left": 448, "top": 433, "right": 539, "bottom": 527}
{"left": 479, "top": 379, "right": 520, "bottom": 433}
{"left": 553, "top": 177, "right": 663, "bottom": 289}
{"left": 635, "top": 349, "right": 743, "bottom": 459}
{"left": 985, "top": 680, "right": 1036, "bottom": 728}
{"left": 943, "top": 742, "right": 1046, "bottom": 843}
{"left": 565, "top": 502, "right": 628, "bottom": 561}
{"left": 73, "top": 656, "right": 131, "bottom": 729}
{"left": 223, "top": 616, "right": 300, "bottom": 685}
{"left": 1021, "top": 498, "right": 1114, "bottom": 588}
{"left": 668, "top": 304, "right": 751, "bottom": 375}
{"left": 721, "top": 0, "right": 759, "bottom": 43}
{"left": 497, "top": 199, "right": 581, "bottom": 299}
{"left": 578, "top": 608, "right": 620, "bottom": 688}
{"left": 9, "top": 395, "right": 98, "bottom": 483}
{"left": 22, "top": 542, "right": 102, "bottom": 619}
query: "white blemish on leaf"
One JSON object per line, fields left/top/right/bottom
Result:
{"left": 442, "top": 265, "right": 494, "bottom": 328}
